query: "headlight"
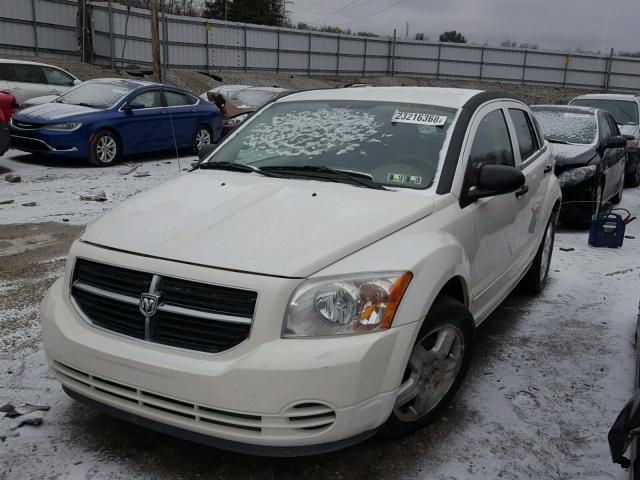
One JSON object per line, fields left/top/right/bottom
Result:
{"left": 223, "top": 114, "right": 249, "bottom": 127}
{"left": 557, "top": 165, "right": 597, "bottom": 187}
{"left": 627, "top": 139, "right": 639, "bottom": 149}
{"left": 42, "top": 122, "right": 82, "bottom": 131}
{"left": 282, "top": 271, "right": 412, "bottom": 338}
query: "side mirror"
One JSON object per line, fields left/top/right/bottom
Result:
{"left": 73, "top": 79, "right": 82, "bottom": 85}
{"left": 604, "top": 136, "right": 627, "bottom": 149}
{"left": 465, "top": 164, "right": 525, "bottom": 203}
{"left": 198, "top": 143, "right": 216, "bottom": 161}
{"left": 122, "top": 102, "right": 145, "bottom": 112}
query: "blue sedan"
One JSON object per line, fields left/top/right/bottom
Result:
{"left": 9, "top": 78, "right": 223, "bottom": 166}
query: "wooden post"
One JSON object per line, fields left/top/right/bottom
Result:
{"left": 150, "top": 0, "right": 162, "bottom": 82}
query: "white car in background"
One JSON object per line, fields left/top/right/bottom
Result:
{"left": 41, "top": 87, "right": 561, "bottom": 456}
{"left": 0, "top": 59, "right": 80, "bottom": 105}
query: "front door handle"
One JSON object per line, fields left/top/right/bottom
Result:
{"left": 515, "top": 185, "right": 529, "bottom": 198}
{"left": 543, "top": 165, "right": 553, "bottom": 174}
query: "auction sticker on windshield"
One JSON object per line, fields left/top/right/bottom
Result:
{"left": 391, "top": 110, "right": 447, "bottom": 126}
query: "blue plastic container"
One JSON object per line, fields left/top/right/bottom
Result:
{"left": 588, "top": 212, "right": 625, "bottom": 248}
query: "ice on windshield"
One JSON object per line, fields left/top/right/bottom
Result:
{"left": 58, "top": 82, "right": 136, "bottom": 109}
{"left": 229, "top": 90, "right": 280, "bottom": 109}
{"left": 532, "top": 109, "right": 597, "bottom": 144}
{"left": 210, "top": 100, "right": 457, "bottom": 189}
{"left": 571, "top": 99, "right": 639, "bottom": 126}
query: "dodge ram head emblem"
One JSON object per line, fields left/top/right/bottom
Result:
{"left": 139, "top": 293, "right": 160, "bottom": 317}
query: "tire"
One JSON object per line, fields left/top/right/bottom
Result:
{"left": 519, "top": 214, "right": 556, "bottom": 294}
{"left": 625, "top": 158, "right": 640, "bottom": 188}
{"left": 192, "top": 124, "right": 212, "bottom": 155}
{"left": 381, "top": 296, "right": 475, "bottom": 438}
{"left": 89, "top": 130, "right": 121, "bottom": 166}
{"left": 560, "top": 183, "right": 601, "bottom": 229}
{"left": 611, "top": 173, "right": 624, "bottom": 204}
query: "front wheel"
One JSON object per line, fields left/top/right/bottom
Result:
{"left": 519, "top": 214, "right": 556, "bottom": 293}
{"left": 192, "top": 125, "right": 212, "bottom": 155}
{"left": 381, "top": 296, "right": 475, "bottom": 438}
{"left": 89, "top": 130, "right": 120, "bottom": 166}
{"left": 625, "top": 157, "right": 640, "bottom": 187}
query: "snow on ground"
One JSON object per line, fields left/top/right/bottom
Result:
{"left": 0, "top": 149, "right": 197, "bottom": 226}
{"left": 0, "top": 148, "right": 639, "bottom": 479}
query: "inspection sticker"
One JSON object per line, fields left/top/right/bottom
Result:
{"left": 391, "top": 110, "right": 447, "bottom": 126}
{"left": 387, "top": 173, "right": 423, "bottom": 185}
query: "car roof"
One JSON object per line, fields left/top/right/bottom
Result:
{"left": 571, "top": 93, "right": 639, "bottom": 101}
{"left": 278, "top": 87, "right": 486, "bottom": 109}
{"left": 531, "top": 104, "right": 598, "bottom": 115}
{"left": 83, "top": 77, "right": 161, "bottom": 89}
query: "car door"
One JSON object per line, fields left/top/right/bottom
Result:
{"left": 506, "top": 107, "right": 548, "bottom": 255}
{"left": 118, "top": 89, "right": 171, "bottom": 153}
{"left": 604, "top": 113, "right": 626, "bottom": 193}
{"left": 41, "top": 66, "right": 77, "bottom": 97}
{"left": 458, "top": 104, "right": 524, "bottom": 318}
{"left": 163, "top": 89, "right": 200, "bottom": 147}
{"left": 598, "top": 113, "right": 618, "bottom": 200}
{"left": 8, "top": 64, "right": 49, "bottom": 104}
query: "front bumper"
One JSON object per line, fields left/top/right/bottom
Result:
{"left": 41, "top": 244, "right": 418, "bottom": 452}
{"left": 8, "top": 126, "right": 88, "bottom": 157}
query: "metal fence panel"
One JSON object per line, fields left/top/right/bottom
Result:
{"left": 484, "top": 48, "right": 525, "bottom": 66}
{"left": 0, "top": 20, "right": 36, "bottom": 48}
{"left": 483, "top": 64, "right": 522, "bottom": 80}
{"left": 1, "top": 0, "right": 640, "bottom": 92}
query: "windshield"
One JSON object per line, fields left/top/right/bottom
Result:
{"left": 570, "top": 99, "right": 639, "bottom": 125}
{"left": 532, "top": 108, "right": 597, "bottom": 144}
{"left": 57, "top": 82, "right": 136, "bottom": 109}
{"left": 229, "top": 90, "right": 283, "bottom": 108}
{"left": 208, "top": 100, "right": 457, "bottom": 189}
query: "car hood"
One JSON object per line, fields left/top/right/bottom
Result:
{"left": 552, "top": 143, "right": 597, "bottom": 168}
{"left": 82, "top": 171, "right": 436, "bottom": 278}
{"left": 14, "top": 102, "right": 99, "bottom": 123}
{"left": 619, "top": 124, "right": 639, "bottom": 138}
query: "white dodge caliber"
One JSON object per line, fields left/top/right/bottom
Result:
{"left": 41, "top": 87, "right": 561, "bottom": 456}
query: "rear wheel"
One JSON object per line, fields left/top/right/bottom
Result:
{"left": 381, "top": 296, "right": 475, "bottom": 438}
{"left": 89, "top": 130, "right": 120, "bottom": 166}
{"left": 192, "top": 125, "right": 212, "bottom": 155}
{"left": 520, "top": 214, "right": 556, "bottom": 293}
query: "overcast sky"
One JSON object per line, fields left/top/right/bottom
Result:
{"left": 289, "top": 0, "right": 638, "bottom": 52}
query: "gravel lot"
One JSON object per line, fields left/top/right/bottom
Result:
{"left": 1, "top": 144, "right": 639, "bottom": 479}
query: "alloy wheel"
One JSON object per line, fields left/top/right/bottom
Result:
{"left": 96, "top": 135, "right": 117, "bottom": 164}
{"left": 195, "top": 128, "right": 211, "bottom": 150}
{"left": 394, "top": 325, "right": 465, "bottom": 422}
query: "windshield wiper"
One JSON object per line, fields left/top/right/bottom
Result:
{"left": 198, "top": 161, "right": 282, "bottom": 177}
{"left": 259, "top": 165, "right": 387, "bottom": 190}
{"left": 76, "top": 102, "right": 101, "bottom": 109}
{"left": 546, "top": 138, "right": 570, "bottom": 144}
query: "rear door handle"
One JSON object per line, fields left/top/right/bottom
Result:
{"left": 543, "top": 165, "right": 553, "bottom": 174}
{"left": 515, "top": 185, "right": 529, "bottom": 197}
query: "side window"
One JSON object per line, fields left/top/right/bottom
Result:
{"left": 599, "top": 115, "right": 612, "bottom": 141}
{"left": 42, "top": 67, "right": 75, "bottom": 87}
{"left": 13, "top": 65, "right": 46, "bottom": 84}
{"left": 0, "top": 64, "right": 16, "bottom": 81}
{"left": 468, "top": 109, "right": 515, "bottom": 177}
{"left": 508, "top": 109, "right": 537, "bottom": 161}
{"left": 606, "top": 115, "right": 620, "bottom": 136}
{"left": 165, "top": 91, "right": 195, "bottom": 107}
{"left": 130, "top": 90, "right": 163, "bottom": 108}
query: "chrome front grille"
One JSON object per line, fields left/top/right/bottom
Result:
{"left": 52, "top": 360, "right": 337, "bottom": 437}
{"left": 71, "top": 258, "right": 256, "bottom": 353}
